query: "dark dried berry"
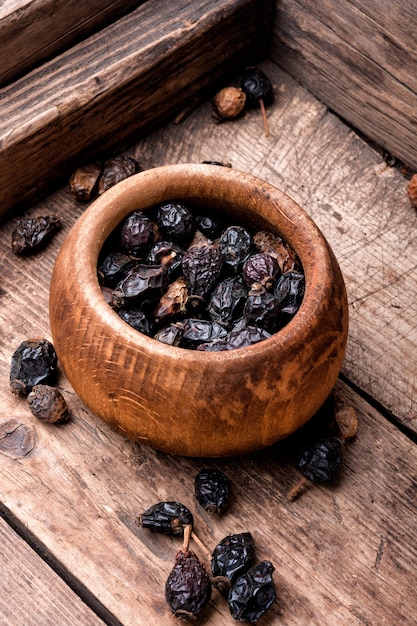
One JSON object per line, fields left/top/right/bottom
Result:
{"left": 27, "top": 385, "right": 69, "bottom": 424}
{"left": 10, "top": 339, "right": 58, "bottom": 396}
{"left": 12, "top": 215, "right": 61, "bottom": 255}
{"left": 98, "top": 155, "right": 141, "bottom": 195}
{"left": 156, "top": 201, "right": 196, "bottom": 246}
{"left": 225, "top": 326, "right": 272, "bottom": 350}
{"left": 181, "top": 319, "right": 227, "bottom": 347}
{"left": 297, "top": 437, "right": 343, "bottom": 483}
{"left": 240, "top": 67, "right": 273, "bottom": 108}
{"left": 253, "top": 231, "right": 299, "bottom": 273}
{"left": 98, "top": 252, "right": 136, "bottom": 286}
{"left": 195, "top": 211, "right": 225, "bottom": 239}
{"left": 111, "top": 264, "right": 168, "bottom": 309}
{"left": 165, "top": 550, "right": 212, "bottom": 620}
{"left": 195, "top": 468, "right": 230, "bottom": 513}
{"left": 69, "top": 161, "right": 102, "bottom": 202}
{"left": 153, "top": 323, "right": 184, "bottom": 346}
{"left": 182, "top": 243, "right": 223, "bottom": 300}
{"left": 242, "top": 253, "right": 280, "bottom": 289}
{"left": 120, "top": 211, "right": 159, "bottom": 258}
{"left": 244, "top": 283, "right": 281, "bottom": 331}
{"left": 147, "top": 241, "right": 183, "bottom": 279}
{"left": 212, "top": 532, "right": 256, "bottom": 590}
{"left": 138, "top": 501, "right": 193, "bottom": 535}
{"left": 228, "top": 560, "right": 276, "bottom": 623}
{"left": 117, "top": 308, "right": 154, "bottom": 335}
{"left": 274, "top": 271, "right": 305, "bottom": 315}
{"left": 218, "top": 226, "right": 252, "bottom": 271}
{"left": 207, "top": 276, "right": 248, "bottom": 328}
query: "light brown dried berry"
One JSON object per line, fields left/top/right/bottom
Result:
{"left": 335, "top": 405, "right": 358, "bottom": 440}
{"left": 27, "top": 385, "right": 69, "bottom": 424}
{"left": 212, "top": 87, "right": 246, "bottom": 121}
{"left": 98, "top": 155, "right": 141, "bottom": 195}
{"left": 69, "top": 162, "right": 102, "bottom": 202}
{"left": 407, "top": 173, "right": 417, "bottom": 208}
{"left": 153, "top": 277, "right": 189, "bottom": 322}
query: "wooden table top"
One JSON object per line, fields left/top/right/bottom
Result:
{"left": 0, "top": 59, "right": 416, "bottom": 625}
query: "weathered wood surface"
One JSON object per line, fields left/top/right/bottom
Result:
{"left": 0, "top": 517, "right": 105, "bottom": 625}
{"left": 0, "top": 60, "right": 416, "bottom": 625}
{"left": 0, "top": 0, "right": 145, "bottom": 86}
{"left": 270, "top": 0, "right": 417, "bottom": 170}
{"left": 0, "top": 0, "right": 272, "bottom": 220}
{"left": 132, "top": 60, "right": 417, "bottom": 433}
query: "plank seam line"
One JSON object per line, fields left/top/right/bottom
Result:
{"left": 0, "top": 501, "right": 123, "bottom": 626}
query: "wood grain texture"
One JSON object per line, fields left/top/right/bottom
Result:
{"left": 270, "top": 0, "right": 417, "bottom": 169}
{"left": 0, "top": 517, "right": 105, "bottom": 625}
{"left": 0, "top": 59, "right": 416, "bottom": 625}
{"left": 0, "top": 0, "right": 145, "bottom": 86}
{"left": 131, "top": 60, "right": 417, "bottom": 433}
{"left": 0, "top": 0, "right": 273, "bottom": 220}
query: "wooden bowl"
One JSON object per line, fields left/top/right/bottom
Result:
{"left": 49, "top": 163, "right": 348, "bottom": 457}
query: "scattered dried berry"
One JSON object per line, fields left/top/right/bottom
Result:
{"left": 297, "top": 437, "right": 343, "bottom": 484}
{"left": 98, "top": 155, "right": 141, "bottom": 195}
{"left": 240, "top": 67, "right": 273, "bottom": 137}
{"left": 194, "top": 468, "right": 230, "bottom": 514}
{"left": 228, "top": 560, "right": 276, "bottom": 623}
{"left": 12, "top": 215, "right": 61, "bottom": 255}
{"left": 138, "top": 501, "right": 193, "bottom": 536}
{"left": 10, "top": 339, "right": 58, "bottom": 396}
{"left": 165, "top": 549, "right": 212, "bottom": 620}
{"left": 211, "top": 532, "right": 256, "bottom": 594}
{"left": 69, "top": 162, "right": 102, "bottom": 202}
{"left": 27, "top": 384, "right": 69, "bottom": 423}
{"left": 212, "top": 86, "right": 246, "bottom": 121}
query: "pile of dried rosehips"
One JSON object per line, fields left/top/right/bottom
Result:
{"left": 98, "top": 193, "right": 305, "bottom": 351}
{"left": 138, "top": 469, "right": 277, "bottom": 622}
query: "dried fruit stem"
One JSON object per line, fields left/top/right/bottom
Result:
{"left": 191, "top": 530, "right": 212, "bottom": 562}
{"left": 259, "top": 98, "right": 269, "bottom": 137}
{"left": 287, "top": 476, "right": 310, "bottom": 501}
{"left": 182, "top": 524, "right": 192, "bottom": 552}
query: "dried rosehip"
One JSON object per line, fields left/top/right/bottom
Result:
{"left": 111, "top": 264, "right": 168, "bottom": 309}
{"left": 153, "top": 277, "right": 189, "bottom": 323}
{"left": 10, "top": 339, "right": 58, "bottom": 396}
{"left": 69, "top": 161, "right": 102, "bottom": 202}
{"left": 253, "top": 230, "right": 299, "bottom": 273}
{"left": 120, "top": 211, "right": 159, "bottom": 258}
{"left": 98, "top": 155, "right": 141, "bottom": 195}
{"left": 27, "top": 385, "right": 69, "bottom": 424}
{"left": 195, "top": 211, "right": 225, "bottom": 239}
{"left": 194, "top": 468, "right": 230, "bottom": 513}
{"left": 182, "top": 242, "right": 223, "bottom": 300}
{"left": 117, "top": 308, "right": 154, "bottom": 336}
{"left": 297, "top": 437, "right": 343, "bottom": 483}
{"left": 274, "top": 271, "right": 305, "bottom": 315}
{"left": 12, "top": 215, "right": 61, "bottom": 255}
{"left": 240, "top": 67, "right": 273, "bottom": 108}
{"left": 225, "top": 326, "right": 272, "bottom": 350}
{"left": 244, "top": 283, "right": 281, "bottom": 331}
{"left": 228, "top": 560, "right": 276, "bottom": 623}
{"left": 138, "top": 501, "right": 193, "bottom": 536}
{"left": 181, "top": 319, "right": 227, "bottom": 348}
{"left": 98, "top": 252, "right": 136, "bottom": 286}
{"left": 156, "top": 201, "right": 196, "bottom": 246}
{"left": 212, "top": 86, "right": 246, "bottom": 121}
{"left": 147, "top": 241, "right": 183, "bottom": 279}
{"left": 165, "top": 550, "right": 212, "bottom": 620}
{"left": 242, "top": 253, "right": 280, "bottom": 289}
{"left": 218, "top": 226, "right": 252, "bottom": 271}
{"left": 211, "top": 532, "right": 256, "bottom": 591}
{"left": 154, "top": 323, "right": 184, "bottom": 346}
{"left": 207, "top": 276, "right": 248, "bottom": 328}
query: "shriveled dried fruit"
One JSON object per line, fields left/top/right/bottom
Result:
{"left": 147, "top": 241, "right": 183, "bottom": 279}
{"left": 165, "top": 550, "right": 212, "bottom": 620}
{"left": 253, "top": 230, "right": 298, "bottom": 273}
{"left": 212, "top": 86, "right": 246, "bottom": 121}
{"left": 242, "top": 253, "right": 280, "bottom": 289}
{"left": 244, "top": 283, "right": 281, "bottom": 331}
{"left": 156, "top": 201, "right": 196, "bottom": 246}
{"left": 334, "top": 405, "right": 358, "bottom": 440}
{"left": 27, "top": 385, "right": 69, "bottom": 423}
{"left": 10, "top": 339, "right": 58, "bottom": 396}
{"left": 138, "top": 501, "right": 193, "bottom": 536}
{"left": 69, "top": 161, "right": 102, "bottom": 202}
{"left": 117, "top": 308, "right": 154, "bottom": 336}
{"left": 154, "top": 323, "right": 184, "bottom": 346}
{"left": 240, "top": 67, "right": 273, "bottom": 137}
{"left": 211, "top": 532, "right": 256, "bottom": 593}
{"left": 274, "top": 271, "right": 305, "bottom": 315}
{"left": 218, "top": 226, "right": 252, "bottom": 271}
{"left": 12, "top": 215, "right": 61, "bottom": 255}
{"left": 98, "top": 155, "right": 141, "bottom": 195}
{"left": 208, "top": 276, "right": 248, "bottom": 328}
{"left": 228, "top": 560, "right": 276, "bottom": 623}
{"left": 297, "top": 437, "right": 343, "bottom": 483}
{"left": 181, "top": 319, "right": 227, "bottom": 347}
{"left": 182, "top": 242, "right": 223, "bottom": 300}
{"left": 120, "top": 211, "right": 159, "bottom": 258}
{"left": 111, "top": 264, "right": 168, "bottom": 309}
{"left": 194, "top": 468, "right": 230, "bottom": 513}
{"left": 98, "top": 252, "right": 136, "bottom": 286}
{"left": 153, "top": 277, "right": 189, "bottom": 323}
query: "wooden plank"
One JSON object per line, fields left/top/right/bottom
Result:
{"left": 0, "top": 0, "right": 145, "bottom": 86}
{"left": 0, "top": 0, "right": 273, "bottom": 220}
{"left": 0, "top": 60, "right": 416, "bottom": 625}
{"left": 0, "top": 517, "right": 105, "bottom": 625}
{"left": 131, "top": 60, "right": 417, "bottom": 433}
{"left": 269, "top": 0, "right": 417, "bottom": 170}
